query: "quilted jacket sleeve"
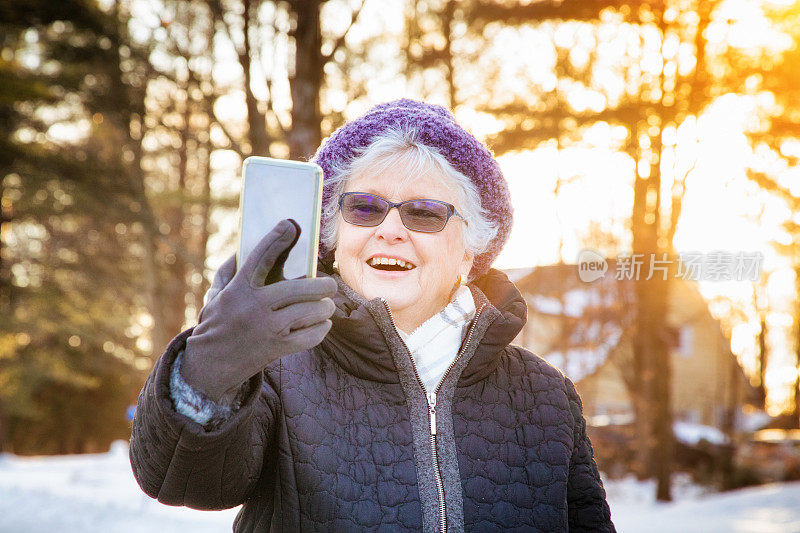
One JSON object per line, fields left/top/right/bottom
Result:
{"left": 564, "top": 378, "right": 616, "bottom": 532}
{"left": 129, "top": 327, "right": 280, "bottom": 511}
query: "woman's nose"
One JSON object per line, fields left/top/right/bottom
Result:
{"left": 375, "top": 207, "right": 409, "bottom": 242}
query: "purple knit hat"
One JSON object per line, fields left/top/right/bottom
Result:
{"left": 312, "top": 98, "right": 513, "bottom": 281}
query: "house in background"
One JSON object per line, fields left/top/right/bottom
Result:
{"left": 503, "top": 261, "right": 758, "bottom": 433}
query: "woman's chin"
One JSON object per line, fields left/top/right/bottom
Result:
{"left": 360, "top": 268, "right": 419, "bottom": 302}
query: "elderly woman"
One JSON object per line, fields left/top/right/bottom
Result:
{"left": 129, "top": 99, "right": 615, "bottom": 532}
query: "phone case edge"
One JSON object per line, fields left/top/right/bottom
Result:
{"left": 236, "top": 158, "right": 324, "bottom": 279}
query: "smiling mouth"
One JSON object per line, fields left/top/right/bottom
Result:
{"left": 367, "top": 257, "right": 416, "bottom": 271}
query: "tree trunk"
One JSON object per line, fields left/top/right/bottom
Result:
{"left": 242, "top": 0, "right": 270, "bottom": 155}
{"left": 720, "top": 348, "right": 740, "bottom": 490}
{"left": 630, "top": 118, "right": 674, "bottom": 502}
{"left": 649, "top": 119, "right": 673, "bottom": 503}
{"left": 757, "top": 311, "right": 768, "bottom": 410}
{"left": 107, "top": 9, "right": 163, "bottom": 358}
{"left": 196, "top": 140, "right": 213, "bottom": 304}
{"left": 0, "top": 178, "right": 10, "bottom": 452}
{"left": 651, "top": 275, "right": 674, "bottom": 502}
{"left": 0, "top": 178, "right": 10, "bottom": 315}
{"left": 629, "top": 105, "right": 654, "bottom": 479}
{"left": 288, "top": 0, "right": 323, "bottom": 160}
{"left": 160, "top": 98, "right": 192, "bottom": 344}
{"left": 442, "top": 0, "right": 457, "bottom": 110}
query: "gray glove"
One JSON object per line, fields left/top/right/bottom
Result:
{"left": 180, "top": 219, "right": 337, "bottom": 403}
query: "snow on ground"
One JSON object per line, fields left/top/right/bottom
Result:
{"left": 0, "top": 441, "right": 239, "bottom": 532}
{"left": 607, "top": 477, "right": 800, "bottom": 533}
{"left": 1, "top": 441, "right": 799, "bottom": 532}
{"left": 673, "top": 420, "right": 729, "bottom": 446}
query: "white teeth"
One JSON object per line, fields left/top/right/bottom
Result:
{"left": 368, "top": 257, "right": 415, "bottom": 269}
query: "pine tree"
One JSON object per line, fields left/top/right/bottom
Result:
{"left": 0, "top": 0, "right": 151, "bottom": 452}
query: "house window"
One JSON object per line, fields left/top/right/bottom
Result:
{"left": 678, "top": 409, "right": 700, "bottom": 424}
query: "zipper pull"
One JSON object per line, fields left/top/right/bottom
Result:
{"left": 428, "top": 391, "right": 437, "bottom": 435}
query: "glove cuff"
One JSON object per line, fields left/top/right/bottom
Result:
{"left": 170, "top": 349, "right": 249, "bottom": 430}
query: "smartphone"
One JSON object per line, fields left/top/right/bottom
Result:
{"left": 236, "top": 157, "right": 324, "bottom": 279}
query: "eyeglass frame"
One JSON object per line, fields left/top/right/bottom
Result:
{"left": 337, "top": 191, "right": 467, "bottom": 233}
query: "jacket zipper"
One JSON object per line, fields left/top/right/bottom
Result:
{"left": 382, "top": 299, "right": 486, "bottom": 533}
{"left": 427, "top": 390, "right": 446, "bottom": 533}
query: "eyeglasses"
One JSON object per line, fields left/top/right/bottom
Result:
{"left": 338, "top": 192, "right": 466, "bottom": 233}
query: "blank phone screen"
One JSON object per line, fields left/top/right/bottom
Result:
{"left": 238, "top": 159, "right": 321, "bottom": 279}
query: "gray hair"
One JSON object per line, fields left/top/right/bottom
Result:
{"left": 319, "top": 126, "right": 498, "bottom": 261}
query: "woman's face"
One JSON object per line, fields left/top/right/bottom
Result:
{"left": 334, "top": 162, "right": 474, "bottom": 333}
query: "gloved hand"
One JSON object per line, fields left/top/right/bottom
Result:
{"left": 179, "top": 219, "right": 337, "bottom": 403}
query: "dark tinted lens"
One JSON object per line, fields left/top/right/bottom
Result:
{"left": 399, "top": 200, "right": 450, "bottom": 232}
{"left": 341, "top": 193, "right": 389, "bottom": 226}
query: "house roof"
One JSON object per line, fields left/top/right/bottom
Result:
{"left": 503, "top": 260, "right": 741, "bottom": 384}
{"left": 505, "top": 261, "right": 634, "bottom": 381}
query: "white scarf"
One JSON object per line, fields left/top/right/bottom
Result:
{"left": 396, "top": 285, "right": 476, "bottom": 396}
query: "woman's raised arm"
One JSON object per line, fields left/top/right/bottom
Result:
{"left": 128, "top": 327, "right": 280, "bottom": 510}
{"left": 129, "top": 219, "right": 336, "bottom": 510}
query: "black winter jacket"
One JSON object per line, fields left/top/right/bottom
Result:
{"left": 129, "top": 268, "right": 615, "bottom": 532}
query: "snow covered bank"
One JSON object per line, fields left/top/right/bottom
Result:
{"left": 1, "top": 441, "right": 799, "bottom": 532}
